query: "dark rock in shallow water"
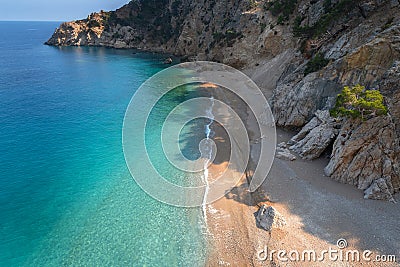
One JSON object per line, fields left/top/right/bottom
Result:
{"left": 163, "top": 57, "right": 173, "bottom": 64}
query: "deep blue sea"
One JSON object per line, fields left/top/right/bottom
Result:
{"left": 0, "top": 21, "right": 207, "bottom": 266}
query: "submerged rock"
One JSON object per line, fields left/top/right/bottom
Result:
{"left": 256, "top": 205, "right": 286, "bottom": 231}
{"left": 163, "top": 57, "right": 173, "bottom": 64}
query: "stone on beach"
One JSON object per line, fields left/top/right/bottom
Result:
{"left": 276, "top": 142, "right": 296, "bottom": 161}
{"left": 256, "top": 205, "right": 286, "bottom": 231}
{"left": 364, "top": 178, "right": 396, "bottom": 202}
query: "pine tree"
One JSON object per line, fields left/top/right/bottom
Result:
{"left": 330, "top": 85, "right": 388, "bottom": 120}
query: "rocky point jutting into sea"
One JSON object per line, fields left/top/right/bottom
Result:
{"left": 46, "top": 0, "right": 400, "bottom": 201}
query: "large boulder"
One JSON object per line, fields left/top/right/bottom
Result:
{"left": 289, "top": 110, "right": 340, "bottom": 160}
{"left": 256, "top": 205, "right": 286, "bottom": 231}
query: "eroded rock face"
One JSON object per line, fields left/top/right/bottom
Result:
{"left": 46, "top": 12, "right": 108, "bottom": 47}
{"left": 46, "top": 1, "right": 178, "bottom": 51}
{"left": 272, "top": 72, "right": 341, "bottom": 127}
{"left": 256, "top": 205, "right": 286, "bottom": 231}
{"left": 307, "top": 0, "right": 325, "bottom": 26}
{"left": 46, "top": 0, "right": 296, "bottom": 67}
{"left": 378, "top": 61, "right": 400, "bottom": 137}
{"left": 268, "top": 5, "right": 400, "bottom": 200}
{"left": 245, "top": 49, "right": 299, "bottom": 94}
{"left": 271, "top": 5, "right": 400, "bottom": 129}
{"left": 335, "top": 36, "right": 400, "bottom": 87}
{"left": 324, "top": 116, "right": 400, "bottom": 200}
{"left": 289, "top": 110, "right": 340, "bottom": 160}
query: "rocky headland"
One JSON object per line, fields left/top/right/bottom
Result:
{"left": 46, "top": 0, "right": 400, "bottom": 199}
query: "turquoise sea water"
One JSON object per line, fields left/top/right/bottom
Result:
{"left": 0, "top": 22, "right": 207, "bottom": 266}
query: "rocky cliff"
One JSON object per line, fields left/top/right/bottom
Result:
{"left": 47, "top": 0, "right": 400, "bottom": 200}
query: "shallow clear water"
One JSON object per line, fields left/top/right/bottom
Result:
{"left": 0, "top": 21, "right": 207, "bottom": 266}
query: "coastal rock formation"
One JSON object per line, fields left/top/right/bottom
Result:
{"left": 271, "top": 7, "right": 400, "bottom": 128}
{"left": 256, "top": 205, "right": 286, "bottom": 231}
{"left": 272, "top": 72, "right": 341, "bottom": 127}
{"left": 288, "top": 110, "right": 340, "bottom": 160}
{"left": 378, "top": 61, "right": 400, "bottom": 138}
{"left": 267, "top": 1, "right": 400, "bottom": 199}
{"left": 46, "top": 0, "right": 400, "bottom": 199}
{"left": 46, "top": 0, "right": 294, "bottom": 66}
{"left": 324, "top": 116, "right": 400, "bottom": 200}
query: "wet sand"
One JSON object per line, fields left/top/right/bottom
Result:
{"left": 204, "top": 86, "right": 400, "bottom": 266}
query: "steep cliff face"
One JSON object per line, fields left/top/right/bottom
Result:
{"left": 46, "top": 0, "right": 293, "bottom": 67}
{"left": 325, "top": 116, "right": 400, "bottom": 201}
{"left": 47, "top": 0, "right": 400, "bottom": 200}
{"left": 46, "top": 1, "right": 181, "bottom": 50}
{"left": 271, "top": 1, "right": 400, "bottom": 127}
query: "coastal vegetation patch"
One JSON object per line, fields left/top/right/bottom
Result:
{"left": 264, "top": 0, "right": 298, "bottom": 24}
{"left": 330, "top": 84, "right": 388, "bottom": 120}
{"left": 304, "top": 53, "right": 329, "bottom": 75}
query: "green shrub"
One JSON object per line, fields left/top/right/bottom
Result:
{"left": 382, "top": 17, "right": 394, "bottom": 31}
{"left": 225, "top": 29, "right": 241, "bottom": 40}
{"left": 330, "top": 85, "right": 388, "bottom": 120}
{"left": 304, "top": 53, "right": 329, "bottom": 75}
{"left": 264, "top": 0, "right": 297, "bottom": 23}
{"left": 88, "top": 20, "right": 101, "bottom": 28}
{"left": 277, "top": 15, "right": 286, "bottom": 25}
{"left": 212, "top": 31, "right": 225, "bottom": 42}
{"left": 249, "top": 0, "right": 258, "bottom": 8}
{"left": 260, "top": 23, "right": 267, "bottom": 33}
{"left": 212, "top": 29, "right": 243, "bottom": 44}
{"left": 293, "top": 0, "right": 356, "bottom": 38}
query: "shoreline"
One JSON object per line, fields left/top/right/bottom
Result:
{"left": 203, "top": 86, "right": 272, "bottom": 266}
{"left": 204, "top": 86, "right": 400, "bottom": 266}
